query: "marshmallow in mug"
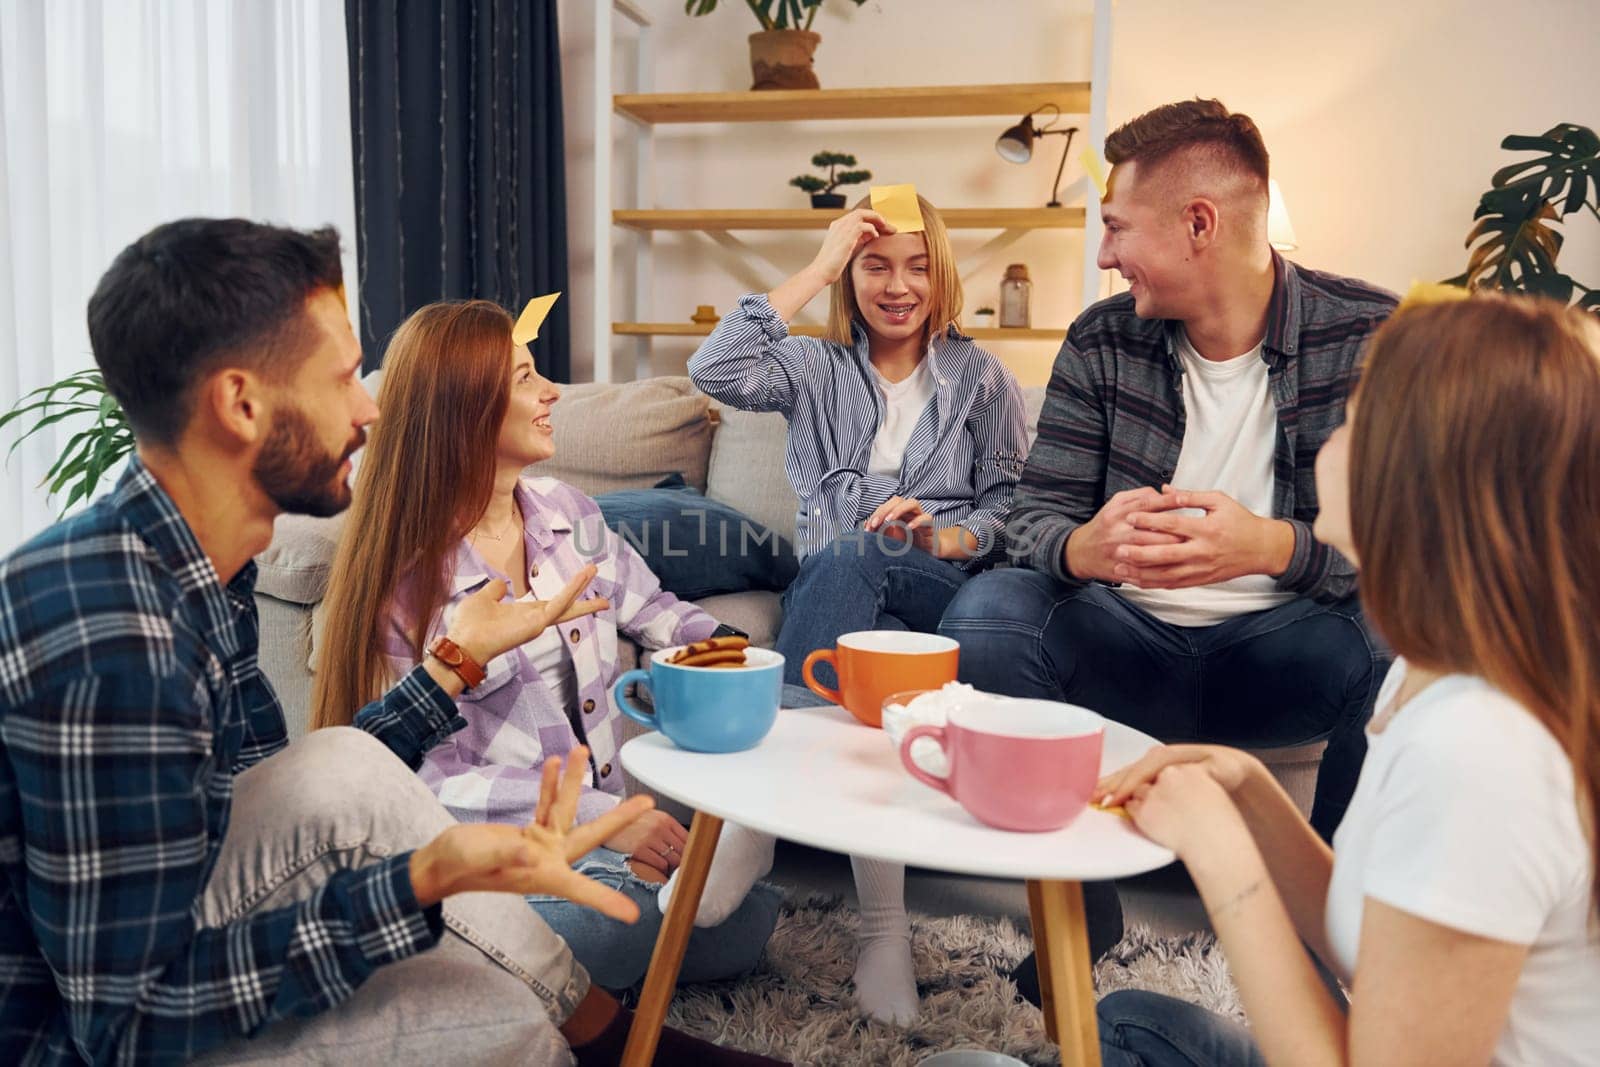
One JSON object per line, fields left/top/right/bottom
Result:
{"left": 883, "top": 681, "right": 983, "bottom": 777}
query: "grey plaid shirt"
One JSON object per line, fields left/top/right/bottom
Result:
{"left": 1010, "top": 253, "right": 1396, "bottom": 601}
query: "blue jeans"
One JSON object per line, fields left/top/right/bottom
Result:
{"left": 776, "top": 533, "right": 971, "bottom": 687}
{"left": 1098, "top": 990, "right": 1266, "bottom": 1066}
{"left": 939, "top": 571, "right": 1388, "bottom": 839}
{"left": 528, "top": 847, "right": 783, "bottom": 990}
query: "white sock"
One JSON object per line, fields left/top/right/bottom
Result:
{"left": 657, "top": 823, "right": 775, "bottom": 928}
{"left": 850, "top": 856, "right": 918, "bottom": 1024}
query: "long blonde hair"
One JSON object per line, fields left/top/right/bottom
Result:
{"left": 824, "top": 193, "right": 963, "bottom": 348}
{"left": 1350, "top": 293, "right": 1600, "bottom": 916}
{"left": 311, "top": 300, "right": 516, "bottom": 729}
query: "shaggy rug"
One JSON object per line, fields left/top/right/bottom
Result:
{"left": 625, "top": 894, "right": 1243, "bottom": 1066}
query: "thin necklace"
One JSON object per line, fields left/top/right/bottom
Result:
{"left": 470, "top": 502, "right": 521, "bottom": 543}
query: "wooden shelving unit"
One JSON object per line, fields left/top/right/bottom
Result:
{"left": 613, "top": 207, "right": 1086, "bottom": 232}
{"left": 613, "top": 82, "right": 1092, "bottom": 125}
{"left": 593, "top": 1, "right": 1113, "bottom": 382}
{"left": 613, "top": 322, "right": 1064, "bottom": 343}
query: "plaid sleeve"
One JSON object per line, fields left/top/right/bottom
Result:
{"left": 353, "top": 665, "right": 467, "bottom": 771}
{"left": 599, "top": 516, "right": 720, "bottom": 650}
{"left": 1006, "top": 324, "right": 1111, "bottom": 581}
{"left": 5, "top": 671, "right": 444, "bottom": 1064}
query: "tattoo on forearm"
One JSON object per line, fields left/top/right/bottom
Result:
{"left": 1209, "top": 877, "right": 1264, "bottom": 921}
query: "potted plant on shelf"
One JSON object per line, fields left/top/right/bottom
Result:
{"left": 971, "top": 307, "right": 996, "bottom": 329}
{"left": 684, "top": 0, "right": 869, "bottom": 91}
{"left": 1444, "top": 121, "right": 1598, "bottom": 311}
{"left": 790, "top": 151, "right": 871, "bottom": 209}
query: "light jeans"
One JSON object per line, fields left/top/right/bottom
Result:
{"left": 192, "top": 727, "right": 586, "bottom": 1066}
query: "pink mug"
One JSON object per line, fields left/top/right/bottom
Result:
{"left": 899, "top": 699, "right": 1105, "bottom": 832}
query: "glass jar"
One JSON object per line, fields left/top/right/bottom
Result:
{"left": 999, "top": 263, "right": 1032, "bottom": 328}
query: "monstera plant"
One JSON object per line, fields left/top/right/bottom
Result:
{"left": 1445, "top": 122, "right": 1599, "bottom": 311}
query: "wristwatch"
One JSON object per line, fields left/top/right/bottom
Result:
{"left": 710, "top": 623, "right": 749, "bottom": 640}
{"left": 427, "top": 635, "right": 487, "bottom": 689}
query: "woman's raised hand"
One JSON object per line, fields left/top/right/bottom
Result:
{"left": 808, "top": 208, "right": 894, "bottom": 286}
{"left": 447, "top": 564, "right": 608, "bottom": 665}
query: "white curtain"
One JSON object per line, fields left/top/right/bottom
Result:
{"left": 0, "top": 0, "right": 359, "bottom": 552}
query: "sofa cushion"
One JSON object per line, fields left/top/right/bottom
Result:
{"left": 595, "top": 475, "right": 799, "bottom": 599}
{"left": 705, "top": 405, "right": 797, "bottom": 544}
{"left": 255, "top": 511, "right": 349, "bottom": 605}
{"left": 538, "top": 377, "right": 713, "bottom": 495}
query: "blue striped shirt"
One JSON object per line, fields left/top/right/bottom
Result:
{"left": 688, "top": 294, "right": 1029, "bottom": 566}
{"left": 0, "top": 458, "right": 467, "bottom": 1064}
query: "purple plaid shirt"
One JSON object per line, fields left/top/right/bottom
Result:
{"left": 385, "top": 477, "right": 718, "bottom": 826}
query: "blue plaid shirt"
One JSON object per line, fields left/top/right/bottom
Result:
{"left": 0, "top": 458, "right": 469, "bottom": 1065}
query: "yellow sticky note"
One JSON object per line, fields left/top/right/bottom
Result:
{"left": 1081, "top": 147, "right": 1108, "bottom": 199}
{"left": 512, "top": 292, "right": 562, "bottom": 345}
{"left": 1397, "top": 280, "right": 1471, "bottom": 312}
{"left": 869, "top": 183, "right": 925, "bottom": 233}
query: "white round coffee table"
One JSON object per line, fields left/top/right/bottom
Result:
{"left": 618, "top": 702, "right": 1174, "bottom": 1067}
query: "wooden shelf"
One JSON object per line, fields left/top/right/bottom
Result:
{"left": 613, "top": 322, "right": 1063, "bottom": 342}
{"left": 614, "top": 207, "right": 1085, "bottom": 231}
{"left": 613, "top": 82, "right": 1089, "bottom": 124}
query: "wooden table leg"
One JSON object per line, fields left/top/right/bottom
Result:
{"left": 1026, "top": 879, "right": 1101, "bottom": 1067}
{"left": 621, "top": 811, "right": 723, "bottom": 1067}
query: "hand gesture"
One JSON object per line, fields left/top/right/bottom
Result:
{"left": 604, "top": 809, "right": 689, "bottom": 875}
{"left": 447, "top": 564, "right": 608, "bottom": 665}
{"left": 1094, "top": 743, "right": 1262, "bottom": 807}
{"left": 410, "top": 746, "right": 655, "bottom": 920}
{"left": 866, "top": 494, "right": 933, "bottom": 549}
{"left": 1063, "top": 487, "right": 1187, "bottom": 582}
{"left": 1119, "top": 762, "right": 1244, "bottom": 858}
{"left": 808, "top": 208, "right": 894, "bottom": 285}
{"left": 1113, "top": 489, "right": 1292, "bottom": 589}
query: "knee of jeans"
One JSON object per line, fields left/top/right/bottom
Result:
{"left": 271, "top": 727, "right": 451, "bottom": 850}
{"left": 1096, "top": 988, "right": 1172, "bottom": 1039}
{"left": 937, "top": 569, "right": 1054, "bottom": 636}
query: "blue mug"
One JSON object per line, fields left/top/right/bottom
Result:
{"left": 613, "top": 646, "right": 784, "bottom": 753}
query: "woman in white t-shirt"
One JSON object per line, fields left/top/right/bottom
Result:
{"left": 1093, "top": 292, "right": 1600, "bottom": 1066}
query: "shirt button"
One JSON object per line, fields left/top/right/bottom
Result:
{"left": 601, "top": 762, "right": 613, "bottom": 777}
{"left": 813, "top": 508, "right": 822, "bottom": 516}
{"left": 569, "top": 628, "right": 581, "bottom": 644}
{"left": 583, "top": 698, "right": 596, "bottom": 714}
{"left": 530, "top": 563, "right": 540, "bottom": 577}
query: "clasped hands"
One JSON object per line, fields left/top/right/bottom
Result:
{"left": 1065, "top": 485, "right": 1294, "bottom": 589}
{"left": 862, "top": 496, "right": 980, "bottom": 561}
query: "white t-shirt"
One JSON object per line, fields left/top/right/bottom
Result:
{"left": 867, "top": 356, "right": 936, "bottom": 478}
{"left": 1118, "top": 329, "right": 1295, "bottom": 627}
{"left": 1327, "top": 659, "right": 1600, "bottom": 1066}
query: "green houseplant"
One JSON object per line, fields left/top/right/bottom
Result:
{"left": 0, "top": 369, "right": 133, "bottom": 515}
{"left": 790, "top": 151, "right": 871, "bottom": 209}
{"left": 1445, "top": 122, "right": 1599, "bottom": 311}
{"left": 684, "top": 0, "right": 869, "bottom": 90}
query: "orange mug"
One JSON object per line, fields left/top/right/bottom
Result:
{"left": 802, "top": 631, "right": 960, "bottom": 727}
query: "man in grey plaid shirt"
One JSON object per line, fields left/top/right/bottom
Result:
{"left": 943, "top": 102, "right": 1395, "bottom": 1001}
{"left": 0, "top": 220, "right": 784, "bottom": 1066}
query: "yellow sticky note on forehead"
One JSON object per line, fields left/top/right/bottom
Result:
{"left": 869, "top": 184, "right": 925, "bottom": 233}
{"left": 1081, "top": 147, "right": 1109, "bottom": 199}
{"left": 512, "top": 292, "right": 562, "bottom": 345}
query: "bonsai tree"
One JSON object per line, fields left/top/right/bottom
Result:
{"left": 791, "top": 151, "right": 871, "bottom": 203}
{"left": 684, "top": 0, "right": 867, "bottom": 32}
{"left": 1445, "top": 122, "right": 1599, "bottom": 312}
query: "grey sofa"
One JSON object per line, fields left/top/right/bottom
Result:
{"left": 253, "top": 374, "right": 1324, "bottom": 813}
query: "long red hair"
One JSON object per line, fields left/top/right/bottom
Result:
{"left": 1349, "top": 293, "right": 1600, "bottom": 916}
{"left": 311, "top": 300, "right": 514, "bottom": 728}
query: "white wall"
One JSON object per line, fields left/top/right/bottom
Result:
{"left": 561, "top": 0, "right": 1600, "bottom": 385}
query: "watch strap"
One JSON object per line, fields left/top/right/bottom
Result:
{"left": 428, "top": 635, "right": 487, "bottom": 689}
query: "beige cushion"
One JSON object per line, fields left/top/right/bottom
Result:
{"left": 255, "top": 512, "right": 349, "bottom": 605}
{"left": 705, "top": 406, "right": 798, "bottom": 545}
{"left": 537, "top": 377, "right": 713, "bottom": 495}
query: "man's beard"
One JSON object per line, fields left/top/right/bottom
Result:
{"left": 252, "top": 405, "right": 365, "bottom": 518}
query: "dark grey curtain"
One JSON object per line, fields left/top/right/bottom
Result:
{"left": 345, "top": 0, "right": 570, "bottom": 379}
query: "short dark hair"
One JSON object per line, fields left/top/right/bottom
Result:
{"left": 87, "top": 218, "right": 344, "bottom": 444}
{"left": 1104, "top": 98, "right": 1269, "bottom": 189}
